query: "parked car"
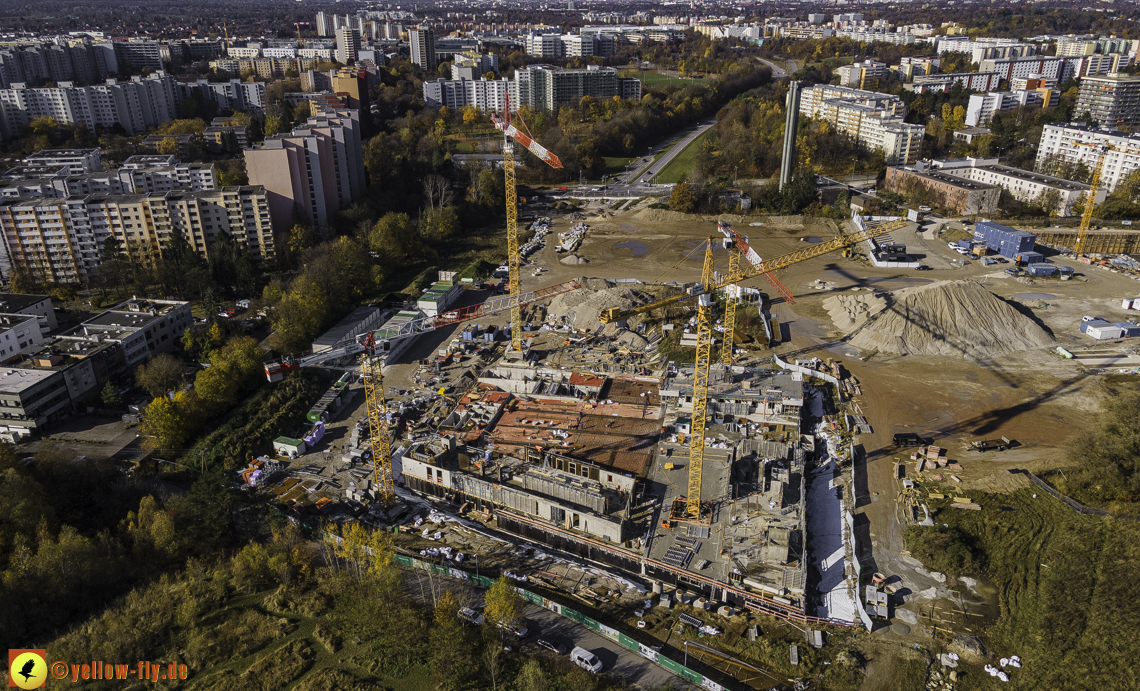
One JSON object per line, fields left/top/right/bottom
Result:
{"left": 459, "top": 607, "right": 484, "bottom": 626}
{"left": 915, "top": 265, "right": 932, "bottom": 271}
{"left": 919, "top": 205, "right": 932, "bottom": 212}
{"left": 497, "top": 619, "right": 530, "bottom": 638}
{"left": 537, "top": 638, "right": 568, "bottom": 655}
{"left": 947, "top": 242, "right": 958, "bottom": 250}
{"left": 571, "top": 647, "right": 603, "bottom": 673}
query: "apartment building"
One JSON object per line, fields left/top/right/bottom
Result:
{"left": 180, "top": 79, "right": 266, "bottom": 111}
{"left": 966, "top": 87, "right": 1057, "bottom": 127}
{"left": 245, "top": 105, "right": 366, "bottom": 232}
{"left": 895, "top": 56, "right": 941, "bottom": 82}
{"left": 799, "top": 85, "right": 922, "bottom": 164}
{"left": 409, "top": 28, "right": 437, "bottom": 71}
{"left": 0, "top": 186, "right": 274, "bottom": 284}
{"left": 1035, "top": 123, "right": 1140, "bottom": 192}
{"left": 836, "top": 29, "right": 915, "bottom": 45}
{"left": 0, "top": 39, "right": 118, "bottom": 88}
{"left": 335, "top": 27, "right": 361, "bottom": 66}
{"left": 0, "top": 72, "right": 180, "bottom": 140}
{"left": 0, "top": 313, "right": 46, "bottom": 361}
{"left": 906, "top": 72, "right": 1001, "bottom": 94}
{"left": 451, "top": 52, "right": 499, "bottom": 81}
{"left": 836, "top": 60, "right": 888, "bottom": 88}
{"left": 423, "top": 77, "right": 511, "bottom": 111}
{"left": 513, "top": 65, "right": 640, "bottom": 112}
{"left": 24, "top": 149, "right": 101, "bottom": 174}
{"left": 0, "top": 293, "right": 57, "bottom": 333}
{"left": 1056, "top": 37, "right": 1138, "bottom": 58}
{"left": 930, "top": 157, "right": 1103, "bottom": 216}
{"left": 883, "top": 164, "right": 1000, "bottom": 215}
{"left": 979, "top": 56, "right": 1073, "bottom": 85}
{"left": 1075, "top": 73, "right": 1140, "bottom": 130}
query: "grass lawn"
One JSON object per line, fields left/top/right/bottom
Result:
{"left": 627, "top": 70, "right": 707, "bottom": 90}
{"left": 655, "top": 129, "right": 712, "bottom": 184}
{"left": 904, "top": 487, "right": 1140, "bottom": 689}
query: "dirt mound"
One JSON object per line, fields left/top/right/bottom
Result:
{"left": 823, "top": 292, "right": 888, "bottom": 332}
{"left": 546, "top": 285, "right": 640, "bottom": 331}
{"left": 849, "top": 280, "right": 1054, "bottom": 358}
{"left": 631, "top": 208, "right": 697, "bottom": 224}
{"left": 560, "top": 254, "right": 589, "bottom": 265}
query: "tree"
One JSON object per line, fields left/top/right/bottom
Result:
{"left": 515, "top": 659, "right": 549, "bottom": 691}
{"left": 669, "top": 181, "right": 698, "bottom": 213}
{"left": 484, "top": 576, "right": 523, "bottom": 631}
{"left": 369, "top": 212, "right": 417, "bottom": 260}
{"left": 422, "top": 174, "right": 454, "bottom": 211}
{"left": 136, "top": 353, "right": 183, "bottom": 398}
{"left": 419, "top": 206, "right": 459, "bottom": 241}
{"left": 100, "top": 382, "right": 123, "bottom": 408}
{"left": 139, "top": 396, "right": 188, "bottom": 450}
{"left": 157, "top": 137, "right": 180, "bottom": 156}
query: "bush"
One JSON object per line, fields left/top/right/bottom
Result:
{"left": 903, "top": 524, "right": 980, "bottom": 577}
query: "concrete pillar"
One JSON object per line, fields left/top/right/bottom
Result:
{"left": 779, "top": 81, "right": 802, "bottom": 191}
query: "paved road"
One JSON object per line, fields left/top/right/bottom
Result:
{"left": 401, "top": 568, "right": 691, "bottom": 690}
{"left": 757, "top": 57, "right": 791, "bottom": 80}
{"left": 631, "top": 119, "right": 717, "bottom": 185}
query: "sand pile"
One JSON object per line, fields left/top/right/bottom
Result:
{"left": 823, "top": 291, "right": 888, "bottom": 332}
{"left": 848, "top": 280, "right": 1053, "bottom": 358}
{"left": 560, "top": 254, "right": 589, "bottom": 265}
{"left": 546, "top": 285, "right": 640, "bottom": 331}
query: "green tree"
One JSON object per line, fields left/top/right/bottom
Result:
{"left": 139, "top": 396, "right": 189, "bottom": 450}
{"left": 429, "top": 589, "right": 474, "bottom": 690}
{"left": 668, "top": 181, "right": 698, "bottom": 213}
{"left": 157, "top": 137, "right": 180, "bottom": 156}
{"left": 369, "top": 212, "right": 417, "bottom": 260}
{"left": 100, "top": 382, "right": 123, "bottom": 408}
{"left": 135, "top": 353, "right": 184, "bottom": 398}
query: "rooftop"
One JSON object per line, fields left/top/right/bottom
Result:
{"left": 896, "top": 166, "right": 998, "bottom": 191}
{"left": 27, "top": 148, "right": 99, "bottom": 158}
{"left": 0, "top": 294, "right": 51, "bottom": 313}
{"left": 0, "top": 366, "right": 58, "bottom": 393}
{"left": 974, "top": 163, "right": 1092, "bottom": 191}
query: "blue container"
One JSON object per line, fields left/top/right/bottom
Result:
{"left": 1114, "top": 322, "right": 1140, "bottom": 337}
{"left": 975, "top": 221, "right": 1036, "bottom": 257}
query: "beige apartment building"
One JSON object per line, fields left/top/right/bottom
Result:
{"left": 0, "top": 186, "right": 274, "bottom": 284}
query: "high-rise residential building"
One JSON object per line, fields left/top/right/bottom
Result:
{"left": 0, "top": 187, "right": 275, "bottom": 284}
{"left": 1035, "top": 123, "right": 1140, "bottom": 191}
{"left": 2, "top": 155, "right": 216, "bottom": 199}
{"left": 331, "top": 67, "right": 369, "bottom": 115}
{"left": 966, "top": 88, "right": 1056, "bottom": 127}
{"left": 798, "top": 85, "right": 923, "bottom": 165}
{"left": 978, "top": 56, "right": 1076, "bottom": 85}
{"left": 335, "top": 27, "right": 361, "bottom": 65}
{"left": 423, "top": 78, "right": 511, "bottom": 112}
{"left": 513, "top": 65, "right": 641, "bottom": 112}
{"left": 409, "top": 28, "right": 437, "bottom": 71}
{"left": 244, "top": 100, "right": 366, "bottom": 232}
{"left": 1075, "top": 73, "right": 1140, "bottom": 130}
{"left": 316, "top": 11, "right": 335, "bottom": 37}
{"left": 0, "top": 72, "right": 180, "bottom": 141}
{"left": 905, "top": 72, "right": 1002, "bottom": 94}
{"left": 836, "top": 60, "right": 887, "bottom": 88}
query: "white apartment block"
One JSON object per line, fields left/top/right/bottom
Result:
{"left": 836, "top": 60, "right": 888, "bottom": 88}
{"left": 1, "top": 162, "right": 216, "bottom": 199}
{"left": 0, "top": 313, "right": 46, "bottom": 361}
{"left": 799, "top": 85, "right": 921, "bottom": 165}
{"left": 936, "top": 36, "right": 1032, "bottom": 55}
{"left": 978, "top": 56, "right": 1076, "bottom": 86}
{"left": 181, "top": 79, "right": 266, "bottom": 111}
{"left": 931, "top": 157, "right": 1103, "bottom": 216}
{"left": 262, "top": 47, "right": 297, "bottom": 59}
{"left": 0, "top": 186, "right": 275, "bottom": 284}
{"left": 836, "top": 29, "right": 915, "bottom": 45}
{"left": 966, "top": 89, "right": 1057, "bottom": 126}
{"left": 1056, "top": 37, "right": 1138, "bottom": 58}
{"left": 1035, "top": 123, "right": 1140, "bottom": 192}
{"left": 525, "top": 33, "right": 566, "bottom": 58}
{"left": 0, "top": 72, "right": 179, "bottom": 140}
{"left": 24, "top": 148, "right": 101, "bottom": 174}
{"left": 227, "top": 47, "right": 261, "bottom": 59}
{"left": 422, "top": 78, "right": 511, "bottom": 112}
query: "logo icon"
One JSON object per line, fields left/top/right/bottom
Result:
{"left": 8, "top": 650, "right": 46, "bottom": 689}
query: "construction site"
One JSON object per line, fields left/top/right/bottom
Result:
{"left": 243, "top": 87, "right": 1140, "bottom": 690}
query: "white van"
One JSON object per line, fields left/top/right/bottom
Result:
{"left": 571, "top": 646, "right": 603, "bottom": 673}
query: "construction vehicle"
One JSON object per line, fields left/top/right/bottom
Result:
{"left": 972, "top": 436, "right": 1013, "bottom": 452}
{"left": 491, "top": 95, "right": 563, "bottom": 353}
{"left": 599, "top": 216, "right": 908, "bottom": 521}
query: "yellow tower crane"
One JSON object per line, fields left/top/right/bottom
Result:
{"left": 600, "top": 218, "right": 908, "bottom": 521}
{"left": 492, "top": 97, "right": 564, "bottom": 352}
{"left": 359, "top": 334, "right": 396, "bottom": 507}
{"left": 721, "top": 243, "right": 741, "bottom": 366}
{"left": 1076, "top": 144, "right": 1112, "bottom": 256}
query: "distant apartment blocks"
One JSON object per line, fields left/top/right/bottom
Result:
{"left": 798, "top": 85, "right": 923, "bottom": 165}
{"left": 1075, "top": 73, "right": 1140, "bottom": 130}
{"left": 425, "top": 65, "right": 641, "bottom": 113}
{"left": 2, "top": 153, "right": 216, "bottom": 199}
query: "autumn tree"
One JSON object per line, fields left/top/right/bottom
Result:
{"left": 484, "top": 575, "right": 524, "bottom": 630}
{"left": 669, "top": 181, "right": 698, "bottom": 213}
{"left": 135, "top": 353, "right": 184, "bottom": 398}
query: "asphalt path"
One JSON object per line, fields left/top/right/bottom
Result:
{"left": 631, "top": 119, "right": 717, "bottom": 185}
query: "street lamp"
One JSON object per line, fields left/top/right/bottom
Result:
{"left": 734, "top": 165, "right": 738, "bottom": 187}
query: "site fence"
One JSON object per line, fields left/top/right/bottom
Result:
{"left": 847, "top": 444, "right": 875, "bottom": 631}
{"left": 391, "top": 553, "right": 729, "bottom": 690}
{"left": 1021, "top": 471, "right": 1140, "bottom": 522}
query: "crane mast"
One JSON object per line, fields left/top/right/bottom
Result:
{"left": 1076, "top": 145, "right": 1110, "bottom": 256}
{"left": 686, "top": 239, "right": 718, "bottom": 521}
{"left": 360, "top": 336, "right": 395, "bottom": 507}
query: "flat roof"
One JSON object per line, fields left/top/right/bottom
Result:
{"left": 897, "top": 167, "right": 998, "bottom": 191}
{"left": 975, "top": 164, "right": 1091, "bottom": 192}
{"left": 0, "top": 294, "right": 50, "bottom": 312}
{"left": 313, "top": 305, "right": 381, "bottom": 347}
{"left": 0, "top": 366, "right": 58, "bottom": 393}
{"left": 27, "top": 148, "right": 99, "bottom": 158}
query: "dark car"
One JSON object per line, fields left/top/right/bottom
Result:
{"left": 915, "top": 265, "right": 932, "bottom": 271}
{"left": 537, "top": 638, "right": 568, "bottom": 655}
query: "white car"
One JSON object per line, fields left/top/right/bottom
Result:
{"left": 571, "top": 646, "right": 603, "bottom": 673}
{"left": 947, "top": 242, "right": 958, "bottom": 250}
